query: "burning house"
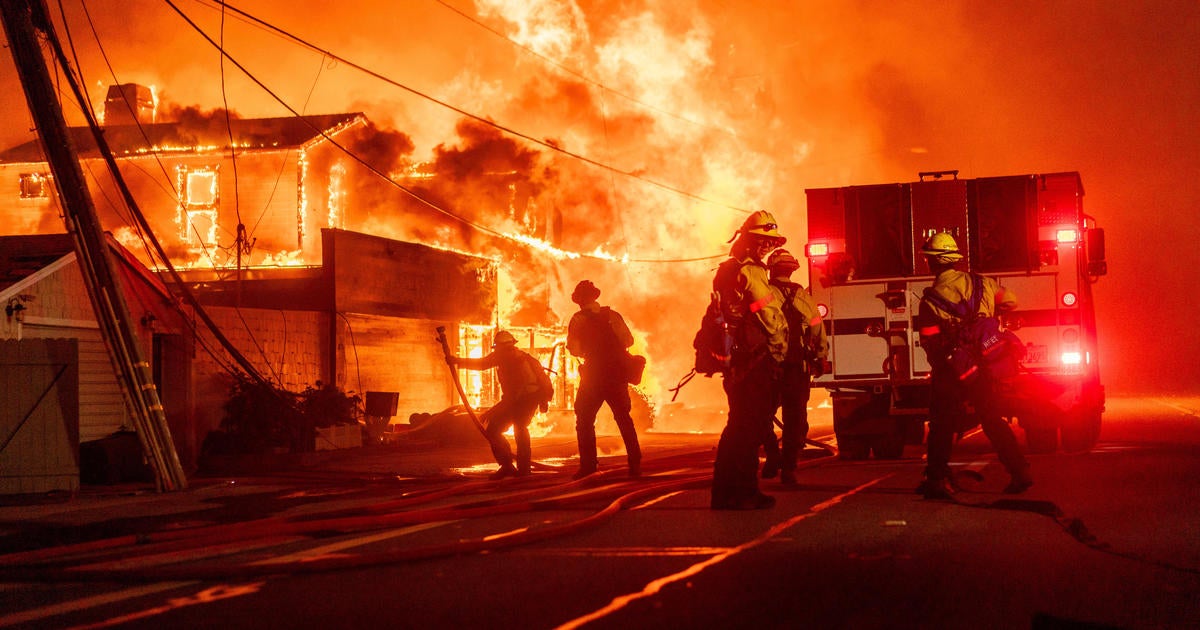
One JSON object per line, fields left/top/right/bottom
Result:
{"left": 0, "top": 84, "right": 632, "bottom": 487}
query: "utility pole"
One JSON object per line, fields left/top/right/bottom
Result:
{"left": 1, "top": 0, "right": 187, "bottom": 490}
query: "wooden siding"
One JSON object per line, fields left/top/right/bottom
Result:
{"left": 324, "top": 229, "right": 495, "bottom": 323}
{"left": 337, "top": 313, "right": 454, "bottom": 422}
{"left": 22, "top": 324, "right": 127, "bottom": 442}
{"left": 0, "top": 338, "right": 80, "bottom": 494}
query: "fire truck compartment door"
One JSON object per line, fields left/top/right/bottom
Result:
{"left": 992, "top": 273, "right": 1064, "bottom": 371}
{"left": 829, "top": 283, "right": 888, "bottom": 378}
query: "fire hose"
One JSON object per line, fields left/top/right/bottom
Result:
{"left": 434, "top": 326, "right": 558, "bottom": 472}
{"left": 0, "top": 448, "right": 838, "bottom": 582}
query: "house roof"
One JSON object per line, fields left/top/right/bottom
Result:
{"left": 0, "top": 233, "right": 76, "bottom": 294}
{"left": 0, "top": 112, "right": 365, "bottom": 164}
{"left": 0, "top": 233, "right": 174, "bottom": 305}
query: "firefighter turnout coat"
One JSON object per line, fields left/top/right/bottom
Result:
{"left": 714, "top": 255, "right": 789, "bottom": 364}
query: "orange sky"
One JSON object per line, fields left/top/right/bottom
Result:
{"left": 1, "top": 0, "right": 1197, "bottom": 397}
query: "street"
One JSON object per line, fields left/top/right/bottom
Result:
{"left": 2, "top": 395, "right": 1198, "bottom": 629}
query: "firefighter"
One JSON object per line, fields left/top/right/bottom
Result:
{"left": 765, "top": 248, "right": 828, "bottom": 485}
{"left": 710, "top": 211, "right": 789, "bottom": 510}
{"left": 448, "top": 330, "right": 542, "bottom": 479}
{"left": 566, "top": 280, "right": 642, "bottom": 479}
{"left": 916, "top": 232, "right": 1032, "bottom": 499}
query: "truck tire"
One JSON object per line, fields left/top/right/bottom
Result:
{"left": 837, "top": 434, "right": 871, "bottom": 460}
{"left": 1061, "top": 408, "right": 1102, "bottom": 453}
{"left": 871, "top": 431, "right": 905, "bottom": 459}
{"left": 1024, "top": 425, "right": 1058, "bottom": 454}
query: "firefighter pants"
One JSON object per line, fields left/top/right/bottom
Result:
{"left": 926, "top": 367, "right": 1028, "bottom": 482}
{"left": 574, "top": 367, "right": 641, "bottom": 472}
{"left": 776, "top": 361, "right": 812, "bottom": 473}
{"left": 483, "top": 395, "right": 539, "bottom": 472}
{"left": 713, "top": 356, "right": 778, "bottom": 503}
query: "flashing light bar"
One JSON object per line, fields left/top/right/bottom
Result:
{"left": 1056, "top": 228, "right": 1080, "bottom": 244}
{"left": 1062, "top": 292, "right": 1078, "bottom": 307}
{"left": 806, "top": 242, "right": 829, "bottom": 257}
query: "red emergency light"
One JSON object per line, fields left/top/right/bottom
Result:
{"left": 1061, "top": 292, "right": 1078, "bottom": 307}
{"left": 1056, "top": 228, "right": 1080, "bottom": 244}
{"left": 816, "top": 303, "right": 829, "bottom": 318}
{"left": 806, "top": 242, "right": 829, "bottom": 258}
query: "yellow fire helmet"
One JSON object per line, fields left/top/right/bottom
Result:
{"left": 767, "top": 248, "right": 801, "bottom": 274}
{"left": 492, "top": 330, "right": 517, "bottom": 347}
{"left": 733, "top": 210, "right": 786, "bottom": 245}
{"left": 920, "top": 232, "right": 964, "bottom": 263}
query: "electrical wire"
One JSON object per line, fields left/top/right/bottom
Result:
{"left": 430, "top": 0, "right": 739, "bottom": 142}
{"left": 166, "top": 0, "right": 729, "bottom": 265}
{"left": 198, "top": 0, "right": 755, "bottom": 215}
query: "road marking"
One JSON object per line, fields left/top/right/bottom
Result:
{"left": 250, "top": 520, "right": 458, "bottom": 565}
{"left": 524, "top": 547, "right": 732, "bottom": 557}
{"left": 0, "top": 582, "right": 195, "bottom": 628}
{"left": 555, "top": 474, "right": 891, "bottom": 630}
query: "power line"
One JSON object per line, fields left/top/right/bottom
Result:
{"left": 197, "top": 0, "right": 755, "bottom": 215}
{"left": 430, "top": 0, "right": 740, "bottom": 142}
{"left": 164, "top": 0, "right": 728, "bottom": 265}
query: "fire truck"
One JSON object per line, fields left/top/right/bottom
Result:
{"left": 803, "top": 171, "right": 1107, "bottom": 458}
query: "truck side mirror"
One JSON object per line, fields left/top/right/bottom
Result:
{"left": 1086, "top": 228, "right": 1107, "bottom": 277}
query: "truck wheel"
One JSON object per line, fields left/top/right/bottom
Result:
{"left": 1024, "top": 425, "right": 1058, "bottom": 454}
{"left": 837, "top": 434, "right": 871, "bottom": 460}
{"left": 1061, "top": 408, "right": 1102, "bottom": 453}
{"left": 871, "top": 432, "right": 905, "bottom": 459}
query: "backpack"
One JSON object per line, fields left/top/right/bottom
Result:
{"left": 693, "top": 292, "right": 734, "bottom": 377}
{"left": 921, "top": 273, "right": 1024, "bottom": 382}
{"left": 524, "top": 353, "right": 554, "bottom": 403}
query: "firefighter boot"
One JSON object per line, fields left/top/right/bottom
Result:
{"left": 918, "top": 474, "right": 956, "bottom": 501}
{"left": 490, "top": 463, "right": 518, "bottom": 480}
{"left": 780, "top": 468, "right": 797, "bottom": 486}
{"left": 1003, "top": 467, "right": 1034, "bottom": 494}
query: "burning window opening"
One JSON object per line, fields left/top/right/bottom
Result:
{"left": 17, "top": 172, "right": 50, "bottom": 199}
{"left": 457, "top": 323, "right": 575, "bottom": 439}
{"left": 175, "top": 164, "right": 220, "bottom": 251}
{"left": 327, "top": 162, "right": 346, "bottom": 229}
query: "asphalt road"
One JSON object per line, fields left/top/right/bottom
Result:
{"left": 1, "top": 395, "right": 1198, "bottom": 629}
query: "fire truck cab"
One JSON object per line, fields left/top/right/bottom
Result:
{"left": 804, "top": 171, "right": 1107, "bottom": 458}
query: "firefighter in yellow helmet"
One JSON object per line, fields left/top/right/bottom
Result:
{"left": 916, "top": 232, "right": 1031, "bottom": 499}
{"left": 448, "top": 330, "right": 545, "bottom": 479}
{"left": 759, "top": 248, "right": 829, "bottom": 486}
{"left": 710, "top": 211, "right": 789, "bottom": 510}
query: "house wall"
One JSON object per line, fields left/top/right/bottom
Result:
{"left": 336, "top": 312, "right": 455, "bottom": 423}
{"left": 1, "top": 243, "right": 200, "bottom": 469}
{"left": 191, "top": 306, "right": 328, "bottom": 445}
{"left": 2, "top": 257, "right": 129, "bottom": 443}
{"left": 0, "top": 151, "right": 307, "bottom": 268}
{"left": 0, "top": 163, "right": 61, "bottom": 234}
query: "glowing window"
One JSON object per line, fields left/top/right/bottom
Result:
{"left": 184, "top": 169, "right": 219, "bottom": 208}
{"left": 18, "top": 173, "right": 49, "bottom": 199}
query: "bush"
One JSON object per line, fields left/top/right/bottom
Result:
{"left": 211, "top": 375, "right": 362, "bottom": 454}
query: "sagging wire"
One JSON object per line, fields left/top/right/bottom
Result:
{"left": 40, "top": 6, "right": 284, "bottom": 394}
{"left": 168, "top": 0, "right": 730, "bottom": 266}
{"left": 197, "top": 0, "right": 755, "bottom": 216}
{"left": 430, "top": 0, "right": 739, "bottom": 143}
